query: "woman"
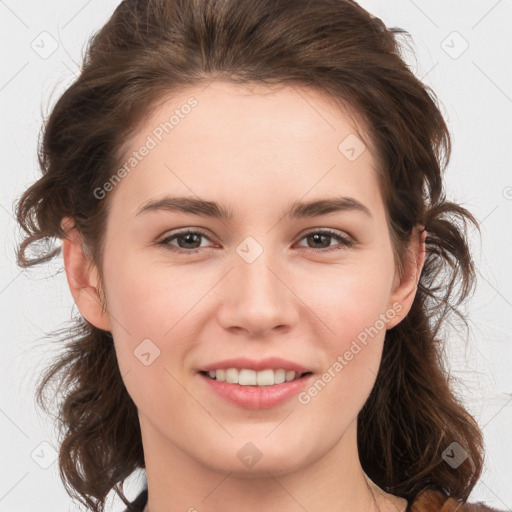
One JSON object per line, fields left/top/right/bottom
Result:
{"left": 14, "top": 0, "right": 505, "bottom": 511}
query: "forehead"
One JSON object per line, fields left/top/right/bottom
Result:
{"left": 108, "top": 80, "right": 383, "bottom": 220}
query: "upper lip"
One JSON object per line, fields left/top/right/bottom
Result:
{"left": 200, "top": 357, "right": 311, "bottom": 374}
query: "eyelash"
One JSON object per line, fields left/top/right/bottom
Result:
{"left": 157, "top": 228, "right": 355, "bottom": 254}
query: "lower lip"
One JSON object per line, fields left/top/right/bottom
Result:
{"left": 199, "top": 372, "right": 313, "bottom": 409}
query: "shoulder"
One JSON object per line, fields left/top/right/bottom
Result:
{"left": 409, "top": 489, "right": 507, "bottom": 512}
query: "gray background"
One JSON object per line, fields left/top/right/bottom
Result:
{"left": 1, "top": 0, "right": 511, "bottom": 510}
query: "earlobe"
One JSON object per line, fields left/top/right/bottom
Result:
{"left": 60, "top": 217, "right": 112, "bottom": 332}
{"left": 386, "top": 226, "right": 427, "bottom": 330}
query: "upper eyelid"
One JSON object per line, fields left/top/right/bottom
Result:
{"left": 159, "top": 227, "right": 213, "bottom": 241}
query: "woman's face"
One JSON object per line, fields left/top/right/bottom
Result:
{"left": 67, "top": 80, "right": 420, "bottom": 477}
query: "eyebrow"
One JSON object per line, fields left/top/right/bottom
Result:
{"left": 135, "top": 195, "right": 372, "bottom": 220}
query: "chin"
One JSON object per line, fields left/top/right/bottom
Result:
{"left": 207, "top": 455, "right": 305, "bottom": 479}
{"left": 205, "top": 437, "right": 314, "bottom": 477}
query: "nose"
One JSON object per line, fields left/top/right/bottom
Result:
{"left": 216, "top": 247, "right": 299, "bottom": 338}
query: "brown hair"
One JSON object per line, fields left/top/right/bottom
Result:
{"left": 15, "top": 0, "right": 484, "bottom": 510}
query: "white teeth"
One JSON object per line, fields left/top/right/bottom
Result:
{"left": 258, "top": 369, "right": 277, "bottom": 386}
{"left": 273, "top": 369, "right": 286, "bottom": 384}
{"left": 205, "top": 368, "right": 305, "bottom": 386}
{"left": 285, "top": 370, "right": 296, "bottom": 382}
{"left": 239, "top": 369, "right": 257, "bottom": 385}
{"left": 225, "top": 368, "right": 238, "bottom": 383}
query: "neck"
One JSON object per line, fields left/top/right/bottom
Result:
{"left": 139, "top": 416, "right": 406, "bottom": 512}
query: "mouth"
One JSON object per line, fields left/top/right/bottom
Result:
{"left": 198, "top": 368, "right": 314, "bottom": 409}
{"left": 199, "top": 368, "right": 313, "bottom": 387}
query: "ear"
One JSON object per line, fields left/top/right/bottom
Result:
{"left": 60, "top": 217, "right": 112, "bottom": 331}
{"left": 386, "top": 225, "right": 427, "bottom": 330}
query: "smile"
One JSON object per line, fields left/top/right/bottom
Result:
{"left": 201, "top": 368, "right": 311, "bottom": 386}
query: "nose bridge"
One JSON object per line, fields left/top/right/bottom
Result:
{"left": 218, "top": 234, "right": 295, "bottom": 334}
{"left": 236, "top": 236, "right": 284, "bottom": 306}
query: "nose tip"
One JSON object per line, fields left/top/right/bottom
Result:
{"left": 217, "top": 255, "right": 297, "bottom": 336}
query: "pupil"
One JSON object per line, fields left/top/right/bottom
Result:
{"left": 309, "top": 233, "right": 328, "bottom": 248}
{"left": 181, "top": 233, "right": 199, "bottom": 248}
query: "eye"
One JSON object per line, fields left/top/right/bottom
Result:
{"left": 157, "top": 228, "right": 355, "bottom": 254}
{"left": 296, "top": 229, "right": 355, "bottom": 252}
{"left": 158, "top": 229, "right": 213, "bottom": 253}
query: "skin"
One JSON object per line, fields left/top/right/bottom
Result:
{"left": 61, "top": 81, "right": 425, "bottom": 512}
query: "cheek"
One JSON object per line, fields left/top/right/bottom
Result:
{"left": 101, "top": 252, "right": 201, "bottom": 416}
{"left": 298, "top": 257, "right": 394, "bottom": 397}
{"left": 307, "top": 256, "right": 395, "bottom": 337}
{"left": 102, "top": 248, "right": 207, "bottom": 335}
{"left": 99, "top": 251, "right": 185, "bottom": 377}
